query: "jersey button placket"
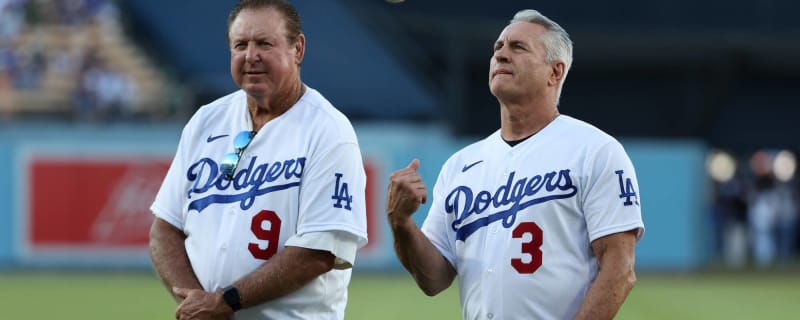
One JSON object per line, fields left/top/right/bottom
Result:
{"left": 221, "top": 205, "right": 239, "bottom": 255}
{"left": 505, "top": 150, "right": 515, "bottom": 176}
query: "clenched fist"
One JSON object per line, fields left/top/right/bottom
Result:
{"left": 386, "top": 159, "right": 428, "bottom": 224}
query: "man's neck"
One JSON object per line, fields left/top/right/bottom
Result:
{"left": 499, "top": 100, "right": 559, "bottom": 141}
{"left": 246, "top": 82, "right": 305, "bottom": 131}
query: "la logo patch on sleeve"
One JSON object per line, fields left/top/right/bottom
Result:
{"left": 615, "top": 170, "right": 639, "bottom": 206}
{"left": 331, "top": 173, "right": 353, "bottom": 210}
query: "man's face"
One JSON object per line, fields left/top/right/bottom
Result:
{"left": 228, "top": 7, "right": 304, "bottom": 99}
{"left": 488, "top": 22, "right": 553, "bottom": 101}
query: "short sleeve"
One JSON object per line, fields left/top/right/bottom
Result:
{"left": 150, "top": 125, "right": 192, "bottom": 230}
{"left": 296, "top": 142, "right": 368, "bottom": 248}
{"left": 582, "top": 141, "right": 645, "bottom": 242}
{"left": 284, "top": 230, "right": 361, "bottom": 269}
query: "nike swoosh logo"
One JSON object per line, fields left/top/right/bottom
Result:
{"left": 462, "top": 160, "right": 483, "bottom": 172}
{"left": 206, "top": 134, "right": 229, "bottom": 143}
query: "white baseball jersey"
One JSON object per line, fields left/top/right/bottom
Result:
{"left": 421, "top": 115, "right": 644, "bottom": 320}
{"left": 151, "top": 86, "right": 368, "bottom": 320}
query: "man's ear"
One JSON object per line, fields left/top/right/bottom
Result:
{"left": 294, "top": 33, "right": 306, "bottom": 65}
{"left": 549, "top": 61, "right": 566, "bottom": 87}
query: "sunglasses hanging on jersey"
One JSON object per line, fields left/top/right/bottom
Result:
{"left": 220, "top": 130, "right": 256, "bottom": 180}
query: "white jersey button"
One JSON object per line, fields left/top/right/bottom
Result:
{"left": 487, "top": 313, "right": 494, "bottom": 319}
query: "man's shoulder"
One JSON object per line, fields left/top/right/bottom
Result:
{"left": 196, "top": 90, "right": 244, "bottom": 114}
{"left": 184, "top": 90, "right": 244, "bottom": 127}
{"left": 300, "top": 87, "right": 350, "bottom": 123}
{"left": 298, "top": 87, "right": 358, "bottom": 141}
{"left": 556, "top": 115, "right": 619, "bottom": 146}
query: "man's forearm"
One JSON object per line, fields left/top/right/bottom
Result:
{"left": 573, "top": 263, "right": 635, "bottom": 320}
{"left": 574, "top": 231, "right": 638, "bottom": 320}
{"left": 149, "top": 218, "right": 202, "bottom": 302}
{"left": 390, "top": 216, "right": 455, "bottom": 296}
{"left": 232, "top": 246, "right": 335, "bottom": 309}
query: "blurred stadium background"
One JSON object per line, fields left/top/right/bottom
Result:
{"left": 1, "top": 0, "right": 799, "bottom": 319}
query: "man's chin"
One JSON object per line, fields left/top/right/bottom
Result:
{"left": 489, "top": 83, "right": 511, "bottom": 98}
{"left": 242, "top": 85, "right": 270, "bottom": 97}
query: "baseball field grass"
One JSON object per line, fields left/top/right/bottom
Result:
{"left": 0, "top": 270, "right": 798, "bottom": 319}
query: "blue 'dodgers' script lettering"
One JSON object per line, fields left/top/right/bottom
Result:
{"left": 186, "top": 156, "right": 306, "bottom": 212}
{"left": 446, "top": 170, "right": 577, "bottom": 241}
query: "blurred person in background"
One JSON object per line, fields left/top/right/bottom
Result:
{"left": 733, "top": 150, "right": 800, "bottom": 269}
{"left": 0, "top": 0, "right": 23, "bottom": 119}
{"left": 12, "top": 42, "right": 46, "bottom": 90}
{"left": 751, "top": 150, "right": 799, "bottom": 264}
{"left": 774, "top": 181, "right": 797, "bottom": 261}
{"left": 387, "top": 9, "right": 643, "bottom": 320}
{"left": 748, "top": 172, "right": 778, "bottom": 268}
{"left": 0, "top": 0, "right": 25, "bottom": 44}
{"left": 712, "top": 175, "right": 749, "bottom": 268}
{"left": 0, "top": 65, "right": 12, "bottom": 119}
{"left": 148, "top": 0, "right": 367, "bottom": 319}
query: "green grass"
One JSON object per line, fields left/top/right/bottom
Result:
{"left": 617, "top": 273, "right": 800, "bottom": 320}
{"left": 347, "top": 273, "right": 461, "bottom": 319}
{"left": 0, "top": 271, "right": 798, "bottom": 319}
{"left": 0, "top": 272, "right": 174, "bottom": 319}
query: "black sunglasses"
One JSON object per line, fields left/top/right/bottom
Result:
{"left": 220, "top": 130, "right": 256, "bottom": 180}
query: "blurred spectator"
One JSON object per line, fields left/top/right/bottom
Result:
{"left": 712, "top": 176, "right": 749, "bottom": 268}
{"left": 60, "top": 0, "right": 90, "bottom": 25}
{"left": 748, "top": 172, "right": 778, "bottom": 269}
{"left": 74, "top": 48, "right": 138, "bottom": 121}
{"left": 93, "top": 64, "right": 138, "bottom": 119}
{"left": 744, "top": 150, "right": 800, "bottom": 269}
{"left": 0, "top": 44, "right": 14, "bottom": 117}
{"left": 72, "top": 47, "right": 99, "bottom": 120}
{"left": 47, "top": 35, "right": 81, "bottom": 77}
{"left": 0, "top": 0, "right": 26, "bottom": 44}
{"left": 0, "top": 64, "right": 12, "bottom": 119}
{"left": 12, "top": 42, "right": 46, "bottom": 89}
{"left": 774, "top": 182, "right": 798, "bottom": 261}
{"left": 88, "top": 0, "right": 120, "bottom": 28}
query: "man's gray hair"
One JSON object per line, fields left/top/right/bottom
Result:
{"left": 511, "top": 9, "right": 573, "bottom": 104}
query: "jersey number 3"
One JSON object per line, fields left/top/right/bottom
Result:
{"left": 511, "top": 222, "right": 543, "bottom": 274}
{"left": 249, "top": 210, "right": 282, "bottom": 260}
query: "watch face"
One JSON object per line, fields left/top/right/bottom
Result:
{"left": 223, "top": 286, "right": 242, "bottom": 311}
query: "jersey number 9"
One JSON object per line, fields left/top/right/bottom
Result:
{"left": 248, "top": 210, "right": 282, "bottom": 260}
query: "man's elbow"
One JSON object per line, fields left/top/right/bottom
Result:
{"left": 419, "top": 283, "right": 446, "bottom": 297}
{"left": 623, "top": 267, "right": 637, "bottom": 292}
{"left": 415, "top": 276, "right": 451, "bottom": 297}
{"left": 307, "top": 250, "right": 337, "bottom": 275}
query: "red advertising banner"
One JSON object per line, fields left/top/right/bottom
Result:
{"left": 29, "top": 158, "right": 170, "bottom": 248}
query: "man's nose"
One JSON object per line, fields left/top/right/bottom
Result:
{"left": 245, "top": 44, "right": 261, "bottom": 63}
{"left": 493, "top": 47, "right": 509, "bottom": 63}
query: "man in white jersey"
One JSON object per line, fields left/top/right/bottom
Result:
{"left": 149, "top": 1, "right": 367, "bottom": 319}
{"left": 387, "top": 9, "right": 644, "bottom": 320}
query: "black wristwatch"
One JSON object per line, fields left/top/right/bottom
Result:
{"left": 222, "top": 285, "right": 242, "bottom": 312}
